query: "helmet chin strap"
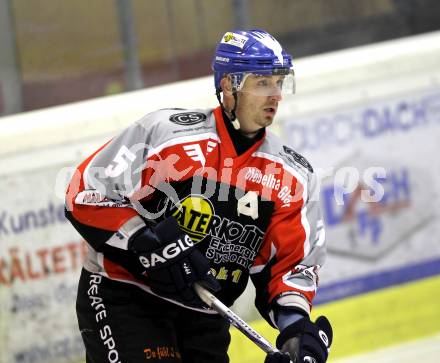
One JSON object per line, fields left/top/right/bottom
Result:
{"left": 216, "top": 89, "right": 241, "bottom": 130}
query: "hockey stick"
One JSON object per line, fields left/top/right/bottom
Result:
{"left": 194, "top": 283, "right": 294, "bottom": 362}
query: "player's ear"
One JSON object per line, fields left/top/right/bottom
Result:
{"left": 220, "top": 77, "right": 233, "bottom": 96}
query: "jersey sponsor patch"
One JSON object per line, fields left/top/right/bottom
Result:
{"left": 281, "top": 145, "right": 314, "bottom": 173}
{"left": 167, "top": 194, "right": 266, "bottom": 269}
{"left": 75, "top": 190, "right": 131, "bottom": 208}
{"left": 169, "top": 112, "right": 207, "bottom": 126}
{"left": 183, "top": 143, "right": 206, "bottom": 165}
{"left": 171, "top": 195, "right": 215, "bottom": 243}
{"left": 183, "top": 140, "right": 217, "bottom": 166}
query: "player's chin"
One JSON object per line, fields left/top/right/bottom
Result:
{"left": 262, "top": 110, "right": 276, "bottom": 122}
{"left": 262, "top": 115, "right": 275, "bottom": 125}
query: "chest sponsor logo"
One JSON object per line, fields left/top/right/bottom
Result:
{"left": 171, "top": 195, "right": 214, "bottom": 243}
{"left": 183, "top": 141, "right": 217, "bottom": 166}
{"left": 169, "top": 112, "right": 206, "bottom": 126}
{"left": 245, "top": 167, "right": 281, "bottom": 190}
{"left": 183, "top": 144, "right": 206, "bottom": 166}
{"left": 245, "top": 167, "right": 292, "bottom": 207}
{"left": 170, "top": 195, "right": 265, "bottom": 268}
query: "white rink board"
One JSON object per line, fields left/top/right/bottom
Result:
{"left": 1, "top": 31, "right": 440, "bottom": 362}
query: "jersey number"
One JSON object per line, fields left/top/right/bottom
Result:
{"left": 105, "top": 146, "right": 136, "bottom": 177}
{"left": 237, "top": 191, "right": 259, "bottom": 220}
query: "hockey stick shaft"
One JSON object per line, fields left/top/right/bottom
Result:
{"left": 194, "top": 283, "right": 293, "bottom": 362}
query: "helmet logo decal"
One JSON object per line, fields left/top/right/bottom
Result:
{"left": 215, "top": 56, "right": 229, "bottom": 63}
{"left": 224, "top": 33, "right": 234, "bottom": 42}
{"left": 252, "top": 31, "right": 284, "bottom": 65}
{"left": 221, "top": 32, "right": 249, "bottom": 49}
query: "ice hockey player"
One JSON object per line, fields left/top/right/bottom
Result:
{"left": 65, "top": 29, "right": 333, "bottom": 363}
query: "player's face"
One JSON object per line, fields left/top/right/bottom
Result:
{"left": 235, "top": 74, "right": 283, "bottom": 136}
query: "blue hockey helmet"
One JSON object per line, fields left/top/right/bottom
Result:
{"left": 212, "top": 29, "right": 295, "bottom": 96}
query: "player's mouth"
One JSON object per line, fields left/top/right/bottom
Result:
{"left": 263, "top": 106, "right": 277, "bottom": 116}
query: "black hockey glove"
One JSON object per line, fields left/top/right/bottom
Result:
{"left": 264, "top": 316, "right": 332, "bottom": 363}
{"left": 128, "top": 217, "right": 220, "bottom": 307}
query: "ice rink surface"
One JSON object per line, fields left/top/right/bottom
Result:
{"left": 332, "top": 334, "right": 440, "bottom": 363}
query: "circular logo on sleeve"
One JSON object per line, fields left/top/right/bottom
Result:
{"left": 169, "top": 112, "right": 206, "bottom": 126}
